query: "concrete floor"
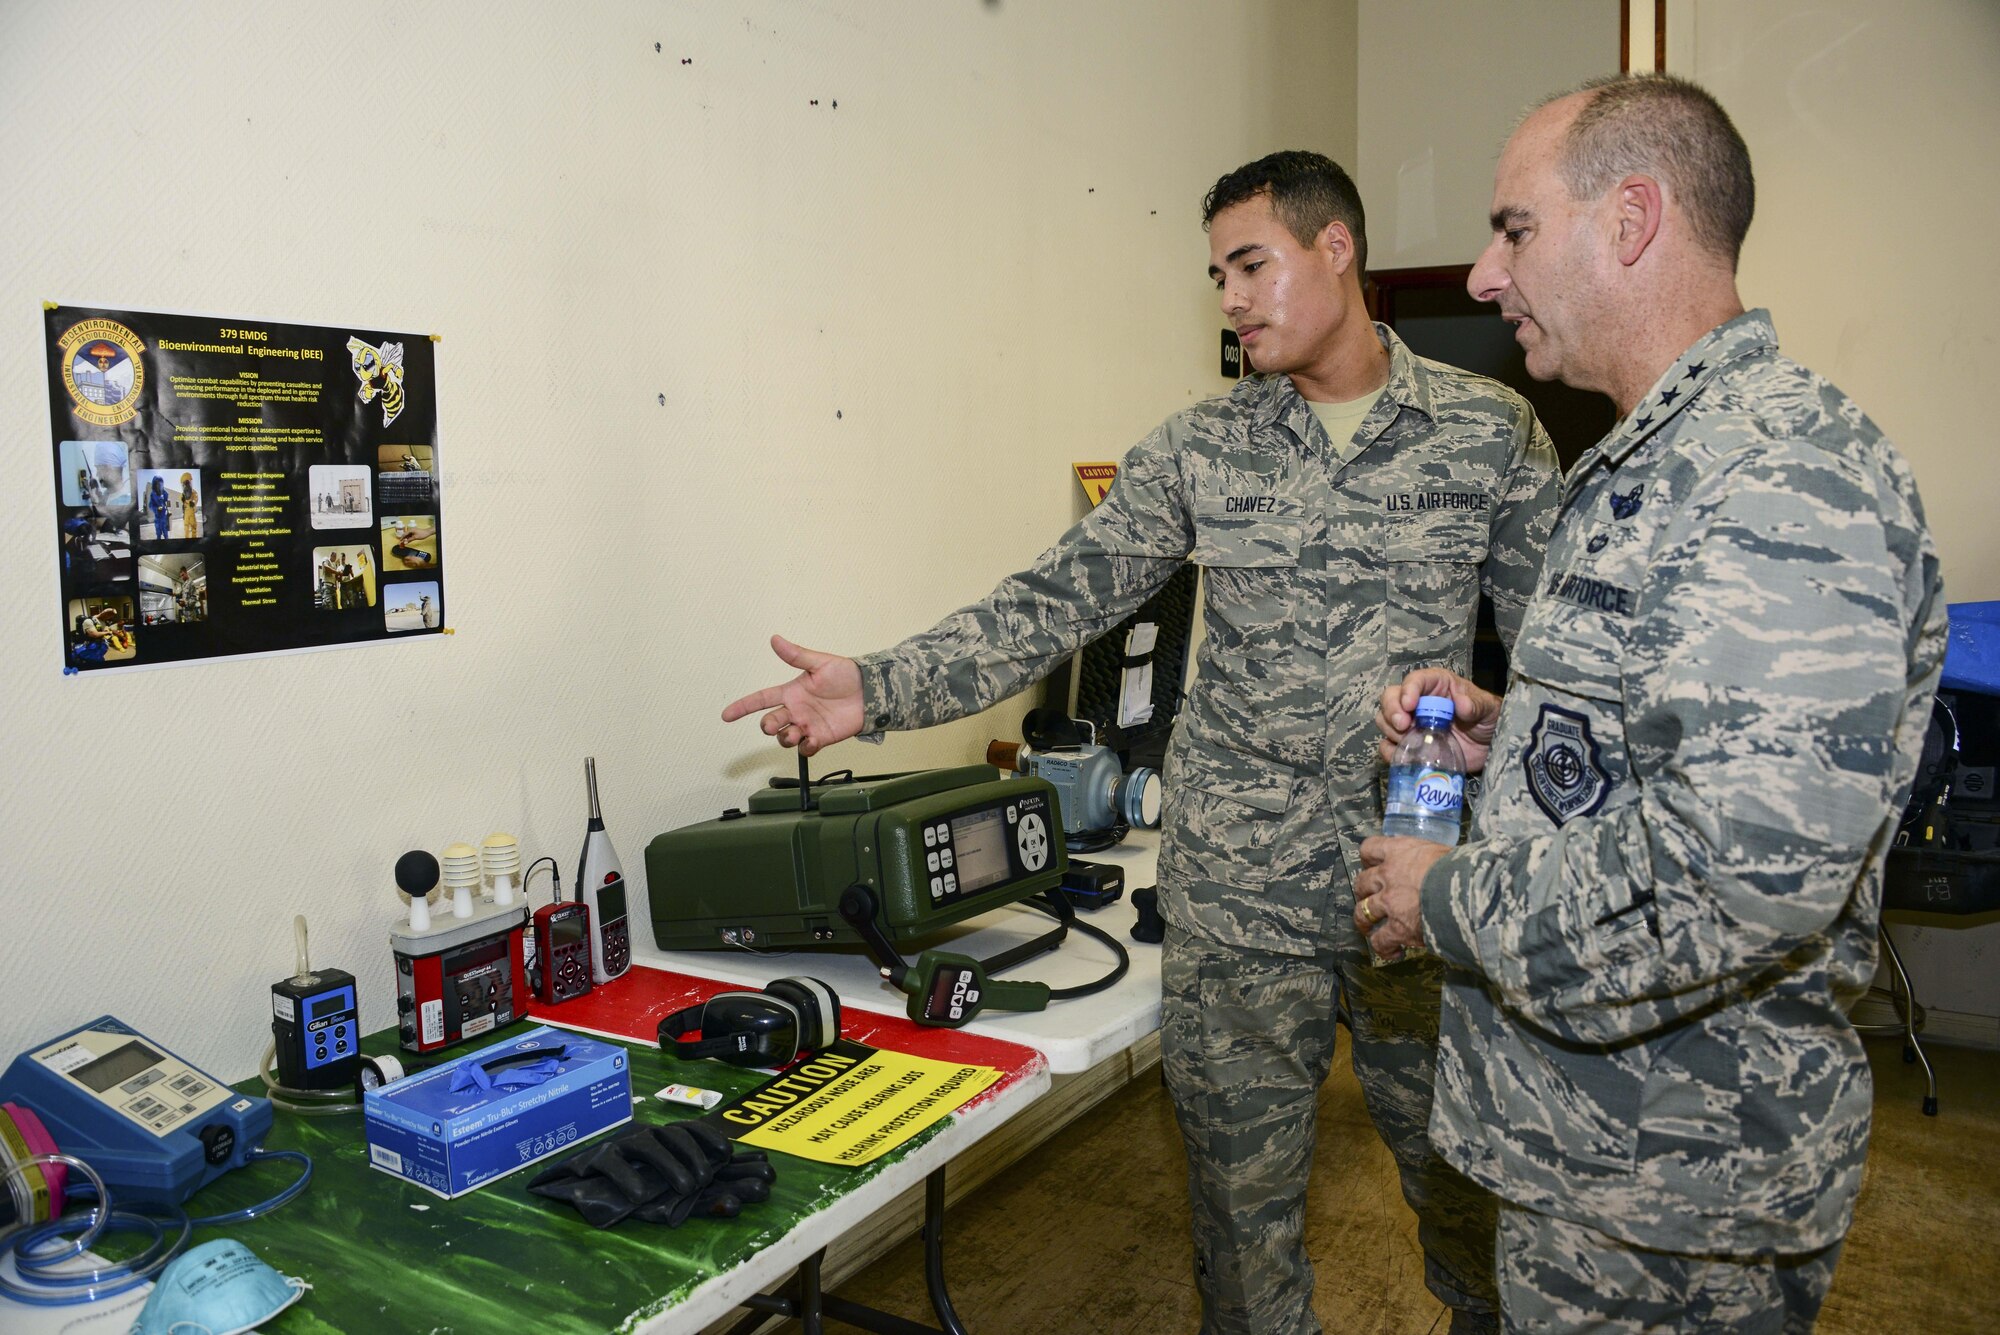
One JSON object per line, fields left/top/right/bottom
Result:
{"left": 842, "top": 1037, "right": 2000, "bottom": 1333}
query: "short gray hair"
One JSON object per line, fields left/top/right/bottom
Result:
{"left": 1541, "top": 73, "right": 1755, "bottom": 269}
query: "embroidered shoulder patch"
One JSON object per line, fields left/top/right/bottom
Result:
{"left": 1525, "top": 704, "right": 1611, "bottom": 826}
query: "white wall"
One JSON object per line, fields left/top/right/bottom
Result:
{"left": 1674, "top": 0, "right": 2000, "bottom": 1038}
{"left": 0, "top": 0, "right": 1357, "bottom": 1080}
{"left": 1357, "top": 0, "right": 1620, "bottom": 270}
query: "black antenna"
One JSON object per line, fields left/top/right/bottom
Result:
{"left": 798, "top": 750, "right": 812, "bottom": 812}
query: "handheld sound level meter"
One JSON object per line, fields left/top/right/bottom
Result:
{"left": 578, "top": 756, "right": 631, "bottom": 984}
{"left": 533, "top": 900, "right": 593, "bottom": 1005}
{"left": 271, "top": 916, "right": 359, "bottom": 1093}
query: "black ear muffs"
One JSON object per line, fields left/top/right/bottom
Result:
{"left": 657, "top": 976, "right": 842, "bottom": 1068}
{"left": 764, "top": 976, "right": 841, "bottom": 1054}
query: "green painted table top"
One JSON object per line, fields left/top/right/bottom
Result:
{"left": 180, "top": 970, "right": 1046, "bottom": 1334}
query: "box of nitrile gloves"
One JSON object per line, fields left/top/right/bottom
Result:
{"left": 363, "top": 1027, "right": 632, "bottom": 1198}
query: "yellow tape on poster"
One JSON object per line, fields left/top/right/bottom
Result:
{"left": 728, "top": 1047, "right": 1001, "bottom": 1166}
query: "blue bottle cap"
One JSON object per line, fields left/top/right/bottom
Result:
{"left": 1414, "top": 694, "right": 1455, "bottom": 726}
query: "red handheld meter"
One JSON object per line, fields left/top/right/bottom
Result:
{"left": 532, "top": 901, "right": 593, "bottom": 1006}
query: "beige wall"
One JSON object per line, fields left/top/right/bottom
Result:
{"left": 0, "top": 0, "right": 1356, "bottom": 1078}
{"left": 1681, "top": 0, "right": 2000, "bottom": 603}
{"left": 1357, "top": 0, "right": 1620, "bottom": 270}
{"left": 1676, "top": 0, "right": 2000, "bottom": 1036}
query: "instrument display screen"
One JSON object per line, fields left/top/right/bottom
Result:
{"left": 599, "top": 882, "right": 626, "bottom": 921}
{"left": 553, "top": 913, "right": 586, "bottom": 946}
{"left": 72, "top": 1040, "right": 163, "bottom": 1093}
{"left": 949, "top": 807, "right": 1010, "bottom": 894}
{"left": 309, "top": 992, "right": 349, "bottom": 1021}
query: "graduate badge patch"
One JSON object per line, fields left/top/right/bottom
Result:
{"left": 1525, "top": 704, "right": 1609, "bottom": 826}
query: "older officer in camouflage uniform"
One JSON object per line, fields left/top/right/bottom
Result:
{"left": 725, "top": 151, "right": 1559, "bottom": 1334}
{"left": 1359, "top": 76, "right": 1945, "bottom": 1333}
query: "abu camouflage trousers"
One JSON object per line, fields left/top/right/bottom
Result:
{"left": 1497, "top": 1203, "right": 1841, "bottom": 1334}
{"left": 1160, "top": 917, "right": 1499, "bottom": 1335}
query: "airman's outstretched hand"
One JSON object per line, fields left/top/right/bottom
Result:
{"left": 720, "top": 635, "right": 866, "bottom": 757}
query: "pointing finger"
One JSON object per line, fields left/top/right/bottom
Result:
{"left": 721, "top": 685, "right": 785, "bottom": 722}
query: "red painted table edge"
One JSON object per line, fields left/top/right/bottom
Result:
{"left": 526, "top": 964, "right": 1049, "bottom": 1111}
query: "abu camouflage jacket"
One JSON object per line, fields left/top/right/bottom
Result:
{"left": 1420, "top": 310, "right": 1947, "bottom": 1253}
{"left": 858, "top": 324, "right": 1558, "bottom": 953}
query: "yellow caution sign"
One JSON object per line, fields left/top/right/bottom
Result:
{"left": 722, "top": 1042, "right": 1001, "bottom": 1166}
{"left": 1073, "top": 462, "right": 1119, "bottom": 506}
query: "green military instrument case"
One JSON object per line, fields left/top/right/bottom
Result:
{"left": 645, "top": 766, "right": 1068, "bottom": 950}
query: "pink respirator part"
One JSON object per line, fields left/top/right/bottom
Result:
{"left": 0, "top": 1101, "right": 66, "bottom": 1225}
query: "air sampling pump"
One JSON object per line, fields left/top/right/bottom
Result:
{"left": 988, "top": 718, "right": 1161, "bottom": 849}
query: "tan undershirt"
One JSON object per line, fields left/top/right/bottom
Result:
{"left": 1306, "top": 387, "right": 1387, "bottom": 463}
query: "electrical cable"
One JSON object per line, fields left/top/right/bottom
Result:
{"left": 724, "top": 938, "right": 796, "bottom": 959}
{"left": 522, "top": 854, "right": 564, "bottom": 991}
{"left": 1064, "top": 822, "right": 1130, "bottom": 854}
{"left": 0, "top": 1146, "right": 309, "bottom": 1306}
{"left": 524, "top": 855, "right": 560, "bottom": 904}
{"left": 996, "top": 895, "right": 1131, "bottom": 999}
{"left": 767, "top": 769, "right": 903, "bottom": 789}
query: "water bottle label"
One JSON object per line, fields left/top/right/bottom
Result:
{"left": 1385, "top": 766, "right": 1462, "bottom": 820}
{"left": 1414, "top": 768, "right": 1463, "bottom": 814}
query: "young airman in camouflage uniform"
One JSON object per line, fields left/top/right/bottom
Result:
{"left": 726, "top": 152, "right": 1559, "bottom": 1334}
{"left": 1360, "top": 77, "right": 1945, "bottom": 1333}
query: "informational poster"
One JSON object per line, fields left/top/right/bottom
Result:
{"left": 712, "top": 1040, "right": 1001, "bottom": 1167}
{"left": 45, "top": 303, "right": 444, "bottom": 672}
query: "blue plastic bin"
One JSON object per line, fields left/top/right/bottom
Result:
{"left": 1942, "top": 601, "right": 2000, "bottom": 697}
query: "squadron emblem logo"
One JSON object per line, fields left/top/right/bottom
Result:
{"left": 58, "top": 319, "right": 146, "bottom": 427}
{"left": 1525, "top": 704, "right": 1610, "bottom": 826}
{"left": 346, "top": 336, "right": 406, "bottom": 427}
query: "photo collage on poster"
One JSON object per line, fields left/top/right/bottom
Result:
{"left": 46, "top": 306, "right": 444, "bottom": 671}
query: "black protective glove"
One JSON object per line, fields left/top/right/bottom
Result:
{"left": 629, "top": 1151, "right": 776, "bottom": 1225}
{"left": 527, "top": 1120, "right": 776, "bottom": 1229}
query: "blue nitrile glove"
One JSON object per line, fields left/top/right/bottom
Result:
{"left": 449, "top": 1055, "right": 564, "bottom": 1093}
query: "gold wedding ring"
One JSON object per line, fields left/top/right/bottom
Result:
{"left": 1360, "top": 897, "right": 1377, "bottom": 924}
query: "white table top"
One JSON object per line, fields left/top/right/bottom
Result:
{"left": 632, "top": 831, "right": 1163, "bottom": 1075}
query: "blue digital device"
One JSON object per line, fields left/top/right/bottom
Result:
{"left": 0, "top": 1016, "right": 273, "bottom": 1208}
{"left": 272, "top": 970, "right": 360, "bottom": 1090}
{"left": 304, "top": 985, "right": 358, "bottom": 1071}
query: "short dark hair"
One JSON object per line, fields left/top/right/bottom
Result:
{"left": 1202, "top": 151, "right": 1368, "bottom": 272}
{"left": 1545, "top": 73, "right": 1755, "bottom": 268}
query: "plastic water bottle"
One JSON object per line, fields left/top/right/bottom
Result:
{"left": 1383, "top": 694, "right": 1465, "bottom": 846}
